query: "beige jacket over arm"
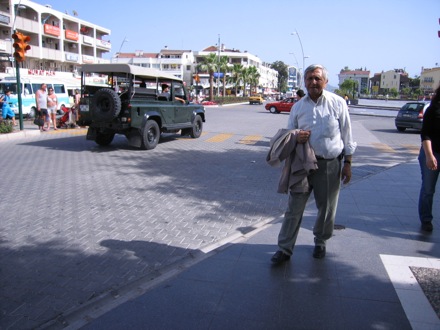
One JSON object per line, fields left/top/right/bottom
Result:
{"left": 266, "top": 129, "right": 318, "bottom": 194}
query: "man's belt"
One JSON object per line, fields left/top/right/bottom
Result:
{"left": 315, "top": 153, "right": 344, "bottom": 161}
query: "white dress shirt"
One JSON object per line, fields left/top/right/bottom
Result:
{"left": 287, "top": 90, "right": 357, "bottom": 159}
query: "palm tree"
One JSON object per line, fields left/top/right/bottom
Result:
{"left": 198, "top": 53, "right": 218, "bottom": 101}
{"left": 241, "top": 67, "right": 251, "bottom": 98}
{"left": 218, "top": 56, "right": 229, "bottom": 97}
{"left": 248, "top": 66, "right": 260, "bottom": 95}
{"left": 228, "top": 63, "right": 243, "bottom": 97}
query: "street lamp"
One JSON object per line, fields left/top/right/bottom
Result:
{"left": 114, "top": 36, "right": 128, "bottom": 62}
{"left": 291, "top": 30, "right": 309, "bottom": 88}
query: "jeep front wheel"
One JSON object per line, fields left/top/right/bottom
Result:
{"left": 141, "top": 120, "right": 160, "bottom": 150}
{"left": 190, "top": 115, "right": 203, "bottom": 138}
{"left": 92, "top": 88, "right": 121, "bottom": 122}
{"left": 95, "top": 132, "right": 115, "bottom": 146}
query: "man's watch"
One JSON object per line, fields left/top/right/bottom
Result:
{"left": 344, "top": 160, "right": 352, "bottom": 165}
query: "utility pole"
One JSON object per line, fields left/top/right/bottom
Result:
{"left": 217, "top": 34, "right": 220, "bottom": 97}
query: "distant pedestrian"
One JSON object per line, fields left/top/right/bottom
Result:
{"left": 68, "top": 89, "right": 81, "bottom": 128}
{"left": 418, "top": 83, "right": 440, "bottom": 232}
{"left": 47, "top": 87, "right": 58, "bottom": 130}
{"left": 35, "top": 83, "right": 48, "bottom": 131}
{"left": 1, "top": 90, "right": 17, "bottom": 126}
{"left": 269, "top": 64, "right": 357, "bottom": 264}
{"left": 296, "top": 89, "right": 305, "bottom": 100}
{"left": 344, "top": 94, "right": 349, "bottom": 105}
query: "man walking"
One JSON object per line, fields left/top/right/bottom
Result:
{"left": 271, "top": 64, "right": 357, "bottom": 263}
{"left": 35, "top": 83, "right": 48, "bottom": 131}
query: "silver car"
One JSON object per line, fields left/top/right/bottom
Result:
{"left": 395, "top": 101, "right": 430, "bottom": 132}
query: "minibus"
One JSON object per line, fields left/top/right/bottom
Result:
{"left": 0, "top": 77, "right": 74, "bottom": 117}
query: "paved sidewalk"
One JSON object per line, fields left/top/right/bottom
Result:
{"left": 68, "top": 159, "right": 439, "bottom": 330}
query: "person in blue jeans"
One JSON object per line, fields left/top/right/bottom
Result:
{"left": 418, "top": 83, "right": 440, "bottom": 232}
{"left": 1, "top": 90, "right": 17, "bottom": 126}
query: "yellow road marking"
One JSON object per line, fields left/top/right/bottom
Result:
{"left": 239, "top": 135, "right": 263, "bottom": 145}
{"left": 45, "top": 128, "right": 87, "bottom": 135}
{"left": 401, "top": 144, "right": 420, "bottom": 155}
{"left": 206, "top": 133, "right": 234, "bottom": 143}
{"left": 372, "top": 142, "right": 397, "bottom": 153}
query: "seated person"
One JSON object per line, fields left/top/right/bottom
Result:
{"left": 1, "top": 90, "right": 17, "bottom": 126}
{"left": 158, "top": 83, "right": 171, "bottom": 100}
{"left": 157, "top": 83, "right": 185, "bottom": 103}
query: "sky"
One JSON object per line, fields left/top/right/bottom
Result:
{"left": 33, "top": 0, "right": 440, "bottom": 87}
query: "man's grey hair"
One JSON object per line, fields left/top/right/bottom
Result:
{"left": 304, "top": 64, "right": 328, "bottom": 82}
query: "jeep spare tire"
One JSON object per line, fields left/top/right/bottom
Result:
{"left": 92, "top": 88, "right": 121, "bottom": 122}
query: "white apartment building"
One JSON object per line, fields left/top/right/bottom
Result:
{"left": 115, "top": 45, "right": 279, "bottom": 96}
{"left": 196, "top": 45, "right": 278, "bottom": 95}
{"left": 114, "top": 48, "right": 195, "bottom": 88}
{"left": 0, "top": 0, "right": 111, "bottom": 83}
{"left": 287, "top": 66, "right": 299, "bottom": 91}
{"left": 338, "top": 69, "right": 370, "bottom": 95}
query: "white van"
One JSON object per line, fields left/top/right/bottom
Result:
{"left": 0, "top": 77, "right": 74, "bottom": 117}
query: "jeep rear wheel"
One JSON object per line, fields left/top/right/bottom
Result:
{"left": 141, "top": 120, "right": 160, "bottom": 150}
{"left": 190, "top": 115, "right": 203, "bottom": 138}
{"left": 92, "top": 88, "right": 121, "bottom": 122}
{"left": 95, "top": 132, "right": 115, "bottom": 146}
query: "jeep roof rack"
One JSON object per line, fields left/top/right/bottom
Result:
{"left": 80, "top": 63, "right": 181, "bottom": 82}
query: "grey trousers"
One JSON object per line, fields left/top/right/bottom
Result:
{"left": 277, "top": 158, "right": 342, "bottom": 255}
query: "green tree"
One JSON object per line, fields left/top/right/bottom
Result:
{"left": 228, "top": 64, "right": 243, "bottom": 96}
{"left": 198, "top": 53, "right": 218, "bottom": 101}
{"left": 339, "top": 79, "right": 357, "bottom": 98}
{"left": 218, "top": 56, "right": 229, "bottom": 97}
{"left": 401, "top": 87, "right": 411, "bottom": 96}
{"left": 409, "top": 75, "right": 421, "bottom": 96}
{"left": 270, "top": 61, "right": 288, "bottom": 93}
{"left": 241, "top": 66, "right": 251, "bottom": 97}
{"left": 248, "top": 66, "right": 260, "bottom": 95}
{"left": 390, "top": 88, "right": 399, "bottom": 98}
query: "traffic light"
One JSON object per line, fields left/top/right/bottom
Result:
{"left": 12, "top": 32, "right": 31, "bottom": 63}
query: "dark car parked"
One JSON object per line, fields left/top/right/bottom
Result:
{"left": 395, "top": 101, "right": 430, "bottom": 132}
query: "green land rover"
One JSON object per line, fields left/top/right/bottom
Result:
{"left": 77, "top": 63, "right": 205, "bottom": 150}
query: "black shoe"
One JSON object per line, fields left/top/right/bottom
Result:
{"left": 421, "top": 222, "right": 433, "bottom": 232}
{"left": 313, "top": 246, "right": 326, "bottom": 259}
{"left": 271, "top": 250, "right": 290, "bottom": 264}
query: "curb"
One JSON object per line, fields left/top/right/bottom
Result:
{"left": 0, "top": 129, "right": 40, "bottom": 142}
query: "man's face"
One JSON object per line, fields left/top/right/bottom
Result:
{"left": 305, "top": 68, "right": 327, "bottom": 100}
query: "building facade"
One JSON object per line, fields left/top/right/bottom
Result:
{"left": 338, "top": 69, "right": 370, "bottom": 95}
{"left": 420, "top": 67, "right": 440, "bottom": 96}
{"left": 116, "top": 45, "right": 279, "bottom": 97}
{"left": 0, "top": 0, "right": 111, "bottom": 82}
{"left": 287, "top": 66, "right": 299, "bottom": 92}
{"left": 195, "top": 45, "right": 278, "bottom": 95}
{"left": 114, "top": 48, "right": 195, "bottom": 87}
{"left": 369, "top": 69, "right": 409, "bottom": 95}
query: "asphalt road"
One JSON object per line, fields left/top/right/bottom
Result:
{"left": 0, "top": 102, "right": 421, "bottom": 329}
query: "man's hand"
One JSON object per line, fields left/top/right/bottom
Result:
{"left": 297, "top": 130, "right": 311, "bottom": 144}
{"left": 341, "top": 163, "right": 351, "bottom": 184}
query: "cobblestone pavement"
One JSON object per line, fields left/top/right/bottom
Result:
{"left": 0, "top": 106, "right": 420, "bottom": 329}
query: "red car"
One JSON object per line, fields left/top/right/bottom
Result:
{"left": 265, "top": 97, "right": 296, "bottom": 113}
